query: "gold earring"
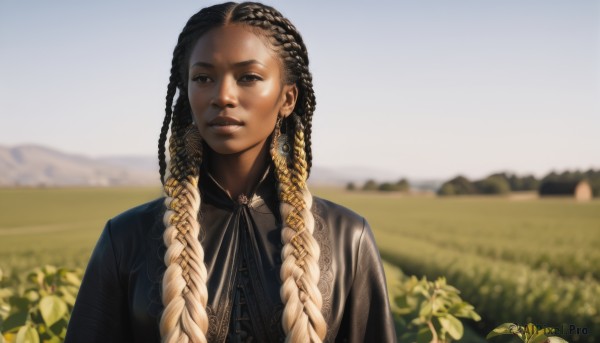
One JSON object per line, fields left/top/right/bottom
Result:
{"left": 272, "top": 116, "right": 289, "bottom": 164}
{"left": 274, "top": 114, "right": 298, "bottom": 166}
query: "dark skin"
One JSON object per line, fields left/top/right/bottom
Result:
{"left": 187, "top": 24, "right": 298, "bottom": 200}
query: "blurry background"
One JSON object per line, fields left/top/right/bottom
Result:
{"left": 1, "top": 0, "right": 599, "bottom": 342}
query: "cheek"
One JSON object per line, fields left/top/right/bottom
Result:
{"left": 241, "top": 80, "right": 282, "bottom": 118}
{"left": 187, "top": 88, "right": 212, "bottom": 123}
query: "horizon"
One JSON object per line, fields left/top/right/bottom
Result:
{"left": 3, "top": 142, "right": 597, "bottom": 182}
{"left": 1, "top": 0, "right": 598, "bottom": 180}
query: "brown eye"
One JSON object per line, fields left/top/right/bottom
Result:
{"left": 192, "top": 75, "right": 211, "bottom": 83}
{"left": 239, "top": 74, "right": 262, "bottom": 83}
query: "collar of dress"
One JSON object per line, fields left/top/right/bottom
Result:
{"left": 199, "top": 162, "right": 276, "bottom": 210}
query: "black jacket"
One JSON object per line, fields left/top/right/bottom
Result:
{"left": 65, "top": 163, "right": 397, "bottom": 342}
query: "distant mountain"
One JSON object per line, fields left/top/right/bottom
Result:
{"left": 97, "top": 155, "right": 158, "bottom": 173}
{"left": 0, "top": 144, "right": 158, "bottom": 186}
{"left": 0, "top": 144, "right": 442, "bottom": 189}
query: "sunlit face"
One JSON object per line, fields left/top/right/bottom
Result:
{"left": 187, "top": 24, "right": 297, "bottom": 156}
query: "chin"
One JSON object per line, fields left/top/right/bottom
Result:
{"left": 204, "top": 140, "right": 245, "bottom": 156}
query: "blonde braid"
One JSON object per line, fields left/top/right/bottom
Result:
{"left": 160, "top": 128, "right": 208, "bottom": 343}
{"left": 271, "top": 116, "right": 327, "bottom": 342}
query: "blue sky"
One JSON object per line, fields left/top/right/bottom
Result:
{"left": 1, "top": 0, "right": 598, "bottom": 179}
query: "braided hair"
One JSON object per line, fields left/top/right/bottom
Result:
{"left": 157, "top": 2, "right": 324, "bottom": 342}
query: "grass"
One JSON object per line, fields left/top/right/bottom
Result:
{"left": 0, "top": 187, "right": 162, "bottom": 272}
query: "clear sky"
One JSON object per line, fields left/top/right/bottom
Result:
{"left": 1, "top": 0, "right": 598, "bottom": 180}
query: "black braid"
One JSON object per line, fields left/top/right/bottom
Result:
{"left": 168, "top": 95, "right": 192, "bottom": 181}
{"left": 158, "top": 77, "right": 177, "bottom": 185}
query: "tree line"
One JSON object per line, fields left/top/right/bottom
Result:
{"left": 346, "top": 178, "right": 410, "bottom": 192}
{"left": 344, "top": 169, "right": 600, "bottom": 197}
{"left": 438, "top": 169, "right": 600, "bottom": 196}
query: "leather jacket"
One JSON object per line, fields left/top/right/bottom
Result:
{"left": 65, "top": 162, "right": 397, "bottom": 342}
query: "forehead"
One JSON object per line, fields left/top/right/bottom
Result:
{"left": 188, "top": 24, "right": 280, "bottom": 68}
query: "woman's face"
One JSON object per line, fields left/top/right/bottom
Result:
{"left": 187, "top": 24, "right": 298, "bottom": 156}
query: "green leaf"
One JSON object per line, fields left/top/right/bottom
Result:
{"left": 63, "top": 272, "right": 81, "bottom": 288}
{"left": 27, "top": 270, "right": 43, "bottom": 287}
{"left": 1, "top": 311, "right": 28, "bottom": 333}
{"left": 413, "top": 283, "right": 430, "bottom": 298}
{"left": 23, "top": 291, "right": 39, "bottom": 304}
{"left": 39, "top": 296, "right": 67, "bottom": 327}
{"left": 527, "top": 324, "right": 550, "bottom": 343}
{"left": 56, "top": 286, "right": 76, "bottom": 307}
{"left": 0, "top": 303, "right": 11, "bottom": 320}
{"left": 530, "top": 333, "right": 549, "bottom": 343}
{"left": 431, "top": 297, "right": 446, "bottom": 314}
{"left": 416, "top": 326, "right": 433, "bottom": 343}
{"left": 441, "top": 283, "right": 460, "bottom": 294}
{"left": 41, "top": 266, "right": 57, "bottom": 276}
{"left": 447, "top": 299, "right": 481, "bottom": 322}
{"left": 524, "top": 323, "right": 539, "bottom": 340}
{"left": 48, "top": 318, "right": 68, "bottom": 338}
{"left": 16, "top": 325, "right": 39, "bottom": 343}
{"left": 438, "top": 314, "right": 463, "bottom": 340}
{"left": 0, "top": 288, "right": 14, "bottom": 299}
{"left": 9, "top": 297, "right": 29, "bottom": 312}
{"left": 418, "top": 300, "right": 432, "bottom": 318}
{"left": 486, "top": 323, "right": 519, "bottom": 339}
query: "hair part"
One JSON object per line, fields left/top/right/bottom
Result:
{"left": 157, "top": 2, "right": 325, "bottom": 342}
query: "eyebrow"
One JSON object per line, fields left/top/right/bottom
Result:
{"left": 190, "top": 59, "right": 265, "bottom": 68}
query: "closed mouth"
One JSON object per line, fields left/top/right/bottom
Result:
{"left": 209, "top": 123, "right": 242, "bottom": 126}
{"left": 208, "top": 116, "right": 244, "bottom": 126}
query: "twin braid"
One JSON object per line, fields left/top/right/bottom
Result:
{"left": 160, "top": 83, "right": 208, "bottom": 342}
{"left": 159, "top": 11, "right": 213, "bottom": 342}
{"left": 157, "top": 2, "right": 324, "bottom": 342}
{"left": 271, "top": 116, "right": 326, "bottom": 342}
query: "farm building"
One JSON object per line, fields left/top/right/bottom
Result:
{"left": 538, "top": 179, "right": 593, "bottom": 201}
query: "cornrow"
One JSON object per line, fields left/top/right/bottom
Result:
{"left": 157, "top": 2, "right": 324, "bottom": 342}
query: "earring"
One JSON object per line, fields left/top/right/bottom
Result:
{"left": 274, "top": 115, "right": 294, "bottom": 165}
{"left": 184, "top": 123, "right": 202, "bottom": 158}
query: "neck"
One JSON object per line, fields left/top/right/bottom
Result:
{"left": 206, "top": 140, "right": 270, "bottom": 201}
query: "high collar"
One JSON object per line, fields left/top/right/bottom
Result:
{"left": 199, "top": 161, "right": 278, "bottom": 210}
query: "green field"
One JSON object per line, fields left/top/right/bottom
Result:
{"left": 1, "top": 187, "right": 598, "bottom": 342}
{"left": 0, "top": 187, "right": 163, "bottom": 273}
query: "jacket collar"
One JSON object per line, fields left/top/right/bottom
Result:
{"left": 199, "top": 161, "right": 277, "bottom": 210}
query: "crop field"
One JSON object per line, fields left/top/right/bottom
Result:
{"left": 320, "top": 189, "right": 600, "bottom": 343}
{"left": 0, "top": 187, "right": 163, "bottom": 273}
{"left": 1, "top": 187, "right": 599, "bottom": 342}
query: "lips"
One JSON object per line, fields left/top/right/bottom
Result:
{"left": 208, "top": 116, "right": 243, "bottom": 126}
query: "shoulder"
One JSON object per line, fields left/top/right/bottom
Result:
{"left": 312, "top": 195, "right": 367, "bottom": 230}
{"left": 105, "top": 197, "right": 166, "bottom": 252}
{"left": 311, "top": 195, "right": 368, "bottom": 245}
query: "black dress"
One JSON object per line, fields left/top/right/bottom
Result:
{"left": 65, "top": 163, "right": 397, "bottom": 342}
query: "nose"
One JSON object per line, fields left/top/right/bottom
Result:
{"left": 211, "top": 76, "right": 238, "bottom": 109}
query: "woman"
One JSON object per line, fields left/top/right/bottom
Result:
{"left": 65, "top": 2, "right": 396, "bottom": 342}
